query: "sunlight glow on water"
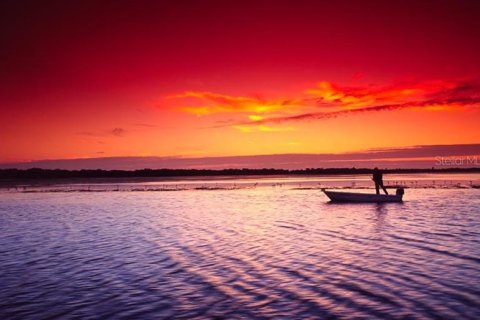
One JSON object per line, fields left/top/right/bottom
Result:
{"left": 1, "top": 187, "right": 480, "bottom": 319}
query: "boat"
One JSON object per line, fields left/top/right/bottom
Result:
{"left": 323, "top": 188, "right": 404, "bottom": 203}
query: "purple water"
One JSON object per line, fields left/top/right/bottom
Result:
{"left": 1, "top": 180, "right": 479, "bottom": 319}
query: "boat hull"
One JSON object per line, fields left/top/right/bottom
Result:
{"left": 323, "top": 190, "right": 403, "bottom": 203}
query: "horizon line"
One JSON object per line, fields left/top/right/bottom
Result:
{"left": 1, "top": 143, "right": 479, "bottom": 170}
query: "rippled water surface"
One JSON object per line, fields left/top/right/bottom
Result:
{"left": 1, "top": 186, "right": 480, "bottom": 319}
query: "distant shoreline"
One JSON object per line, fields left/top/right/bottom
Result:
{"left": 1, "top": 167, "right": 479, "bottom": 182}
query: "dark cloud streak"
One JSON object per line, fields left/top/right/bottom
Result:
{"left": 78, "top": 128, "right": 127, "bottom": 137}
{"left": 1, "top": 144, "right": 479, "bottom": 170}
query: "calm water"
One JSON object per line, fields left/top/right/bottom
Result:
{"left": 1, "top": 185, "right": 480, "bottom": 319}
{"left": 3, "top": 173, "right": 480, "bottom": 192}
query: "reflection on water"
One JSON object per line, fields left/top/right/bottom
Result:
{"left": 3, "top": 172, "right": 480, "bottom": 193}
{"left": 0, "top": 188, "right": 479, "bottom": 319}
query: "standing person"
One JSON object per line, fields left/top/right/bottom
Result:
{"left": 372, "top": 167, "right": 388, "bottom": 195}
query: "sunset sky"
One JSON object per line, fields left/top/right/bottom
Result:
{"left": 1, "top": 0, "right": 479, "bottom": 168}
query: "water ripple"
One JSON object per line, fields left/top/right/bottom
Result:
{"left": 1, "top": 188, "right": 480, "bottom": 319}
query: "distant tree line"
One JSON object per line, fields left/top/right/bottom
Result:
{"left": 0, "top": 167, "right": 479, "bottom": 180}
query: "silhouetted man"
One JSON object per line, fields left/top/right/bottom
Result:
{"left": 372, "top": 167, "right": 388, "bottom": 195}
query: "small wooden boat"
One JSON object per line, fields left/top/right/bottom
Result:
{"left": 323, "top": 189, "right": 404, "bottom": 203}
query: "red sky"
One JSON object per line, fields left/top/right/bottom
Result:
{"left": 1, "top": 0, "right": 479, "bottom": 168}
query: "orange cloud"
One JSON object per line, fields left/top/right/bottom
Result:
{"left": 167, "top": 79, "right": 480, "bottom": 127}
{"left": 167, "top": 91, "right": 306, "bottom": 115}
{"left": 248, "top": 115, "right": 264, "bottom": 121}
{"left": 233, "top": 125, "right": 296, "bottom": 133}
{"left": 304, "top": 80, "right": 459, "bottom": 110}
